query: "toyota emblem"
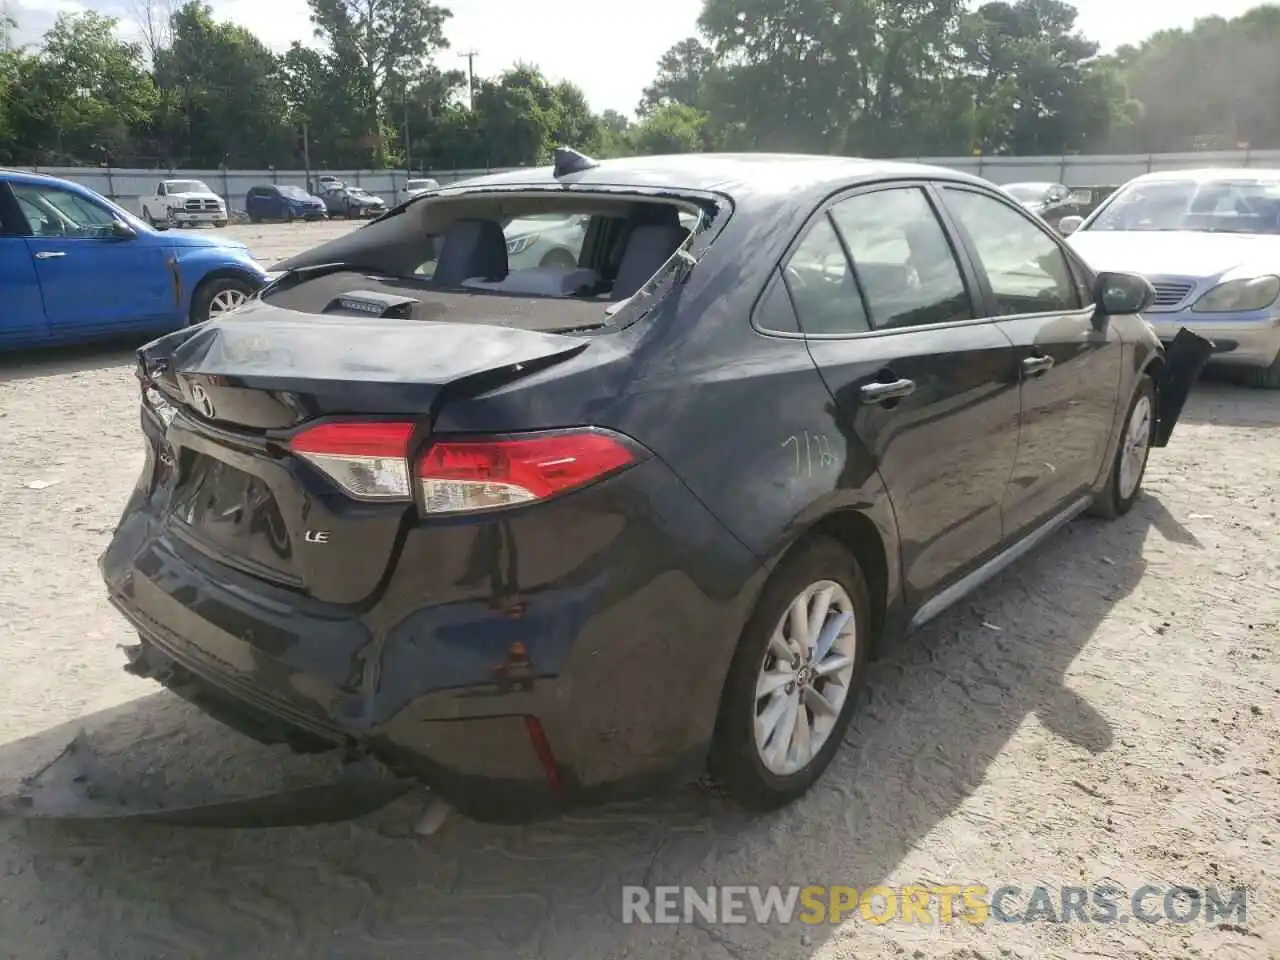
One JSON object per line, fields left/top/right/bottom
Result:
{"left": 190, "top": 383, "right": 215, "bottom": 419}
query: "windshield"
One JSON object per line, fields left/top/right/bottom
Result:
{"left": 167, "top": 180, "right": 211, "bottom": 194}
{"left": 407, "top": 180, "right": 436, "bottom": 191}
{"left": 1004, "top": 184, "right": 1048, "bottom": 202}
{"left": 1088, "top": 176, "right": 1280, "bottom": 234}
{"left": 279, "top": 186, "right": 311, "bottom": 199}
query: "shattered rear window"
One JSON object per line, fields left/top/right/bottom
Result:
{"left": 262, "top": 192, "right": 715, "bottom": 333}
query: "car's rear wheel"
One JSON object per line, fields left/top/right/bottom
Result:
{"left": 709, "top": 537, "right": 870, "bottom": 811}
{"left": 189, "top": 277, "right": 254, "bottom": 326}
{"left": 1089, "top": 374, "right": 1154, "bottom": 519}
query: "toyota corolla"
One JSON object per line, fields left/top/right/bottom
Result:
{"left": 100, "top": 151, "right": 1210, "bottom": 823}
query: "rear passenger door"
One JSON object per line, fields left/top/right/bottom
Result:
{"left": 937, "top": 186, "right": 1122, "bottom": 539}
{"left": 794, "top": 183, "right": 1023, "bottom": 604}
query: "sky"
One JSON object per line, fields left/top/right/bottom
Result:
{"left": 5, "top": 0, "right": 1272, "bottom": 115}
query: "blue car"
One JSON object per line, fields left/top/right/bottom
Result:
{"left": 0, "top": 169, "right": 269, "bottom": 350}
{"left": 244, "top": 184, "right": 329, "bottom": 223}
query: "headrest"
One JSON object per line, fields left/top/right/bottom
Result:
{"left": 434, "top": 219, "right": 508, "bottom": 286}
{"left": 612, "top": 224, "right": 690, "bottom": 300}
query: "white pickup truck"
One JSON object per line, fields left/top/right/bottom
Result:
{"left": 140, "top": 179, "right": 229, "bottom": 229}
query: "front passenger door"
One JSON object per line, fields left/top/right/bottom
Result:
{"left": 938, "top": 186, "right": 1123, "bottom": 539}
{"left": 11, "top": 182, "right": 176, "bottom": 335}
{"left": 795, "top": 185, "right": 1023, "bottom": 604}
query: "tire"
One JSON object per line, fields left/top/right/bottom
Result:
{"left": 540, "top": 248, "right": 578, "bottom": 269}
{"left": 214, "top": 220, "right": 227, "bottom": 228}
{"left": 1240, "top": 354, "right": 1280, "bottom": 389}
{"left": 285, "top": 208, "right": 295, "bottom": 223}
{"left": 249, "top": 212, "right": 261, "bottom": 224}
{"left": 708, "top": 536, "right": 872, "bottom": 812}
{"left": 189, "top": 276, "right": 255, "bottom": 326}
{"left": 1089, "top": 374, "right": 1155, "bottom": 520}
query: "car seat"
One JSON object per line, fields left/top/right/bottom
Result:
{"left": 433, "top": 218, "right": 509, "bottom": 286}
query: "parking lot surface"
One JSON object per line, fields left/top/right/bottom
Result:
{"left": 0, "top": 221, "right": 1276, "bottom": 959}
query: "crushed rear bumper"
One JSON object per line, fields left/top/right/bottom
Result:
{"left": 100, "top": 455, "right": 761, "bottom": 823}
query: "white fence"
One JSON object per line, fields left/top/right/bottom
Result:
{"left": 13, "top": 149, "right": 1280, "bottom": 214}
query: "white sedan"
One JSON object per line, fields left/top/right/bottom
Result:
{"left": 1062, "top": 168, "right": 1280, "bottom": 388}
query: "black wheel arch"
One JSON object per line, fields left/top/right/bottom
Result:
{"left": 757, "top": 505, "right": 897, "bottom": 657}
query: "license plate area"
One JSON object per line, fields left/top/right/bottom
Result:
{"left": 168, "top": 451, "right": 301, "bottom": 587}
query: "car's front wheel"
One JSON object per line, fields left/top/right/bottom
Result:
{"left": 189, "top": 276, "right": 255, "bottom": 326}
{"left": 1241, "top": 354, "right": 1280, "bottom": 390}
{"left": 539, "top": 249, "right": 578, "bottom": 269}
{"left": 1089, "top": 374, "right": 1155, "bottom": 519}
{"left": 709, "top": 536, "right": 871, "bottom": 811}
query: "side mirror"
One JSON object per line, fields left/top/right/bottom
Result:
{"left": 1058, "top": 215, "right": 1084, "bottom": 236}
{"left": 1094, "top": 271, "right": 1154, "bottom": 316}
{"left": 112, "top": 219, "right": 137, "bottom": 240}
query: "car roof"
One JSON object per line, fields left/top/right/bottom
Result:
{"left": 448, "top": 153, "right": 991, "bottom": 204}
{"left": 1128, "top": 167, "right": 1280, "bottom": 184}
{"left": 0, "top": 168, "right": 95, "bottom": 191}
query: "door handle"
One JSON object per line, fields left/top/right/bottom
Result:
{"left": 1022, "top": 354, "right": 1055, "bottom": 377}
{"left": 34, "top": 251, "right": 66, "bottom": 259}
{"left": 859, "top": 378, "right": 916, "bottom": 405}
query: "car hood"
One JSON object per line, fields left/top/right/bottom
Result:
{"left": 166, "top": 232, "right": 250, "bottom": 253}
{"left": 1068, "top": 230, "right": 1280, "bottom": 279}
{"left": 167, "top": 192, "right": 222, "bottom": 201}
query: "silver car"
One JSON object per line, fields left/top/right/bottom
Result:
{"left": 502, "top": 213, "right": 589, "bottom": 270}
{"left": 1062, "top": 168, "right": 1280, "bottom": 388}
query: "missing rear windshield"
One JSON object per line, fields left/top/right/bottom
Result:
{"left": 263, "top": 192, "right": 713, "bottom": 332}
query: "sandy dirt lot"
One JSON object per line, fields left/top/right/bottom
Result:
{"left": 0, "top": 221, "right": 1276, "bottom": 959}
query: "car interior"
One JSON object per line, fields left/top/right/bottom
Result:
{"left": 262, "top": 194, "right": 708, "bottom": 330}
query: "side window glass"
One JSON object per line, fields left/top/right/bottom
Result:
{"left": 754, "top": 268, "right": 800, "bottom": 333}
{"left": 942, "top": 188, "right": 1080, "bottom": 315}
{"left": 9, "top": 184, "right": 117, "bottom": 238}
{"left": 782, "top": 215, "right": 868, "bottom": 335}
{"left": 829, "top": 187, "right": 972, "bottom": 330}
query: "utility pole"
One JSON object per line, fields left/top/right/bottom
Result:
{"left": 404, "top": 98, "right": 411, "bottom": 176}
{"left": 301, "top": 119, "right": 312, "bottom": 193}
{"left": 458, "top": 50, "right": 479, "bottom": 110}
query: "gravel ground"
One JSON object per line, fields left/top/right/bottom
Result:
{"left": 0, "top": 222, "right": 1276, "bottom": 960}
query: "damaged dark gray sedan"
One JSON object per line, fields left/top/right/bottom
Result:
{"left": 99, "top": 151, "right": 1212, "bottom": 823}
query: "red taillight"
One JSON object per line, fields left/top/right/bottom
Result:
{"left": 288, "top": 422, "right": 641, "bottom": 512}
{"left": 289, "top": 421, "right": 416, "bottom": 500}
{"left": 415, "top": 430, "right": 639, "bottom": 514}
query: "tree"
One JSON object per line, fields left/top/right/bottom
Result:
{"left": 7, "top": 12, "right": 157, "bottom": 164}
{"left": 638, "top": 38, "right": 715, "bottom": 116}
{"left": 956, "top": 0, "right": 1115, "bottom": 155}
{"left": 630, "top": 102, "right": 708, "bottom": 155}
{"left": 1112, "top": 7, "right": 1280, "bottom": 152}
{"left": 692, "top": 0, "right": 966, "bottom": 154}
{"left": 471, "top": 64, "right": 601, "bottom": 167}
{"left": 306, "top": 0, "right": 452, "bottom": 163}
{"left": 153, "top": 2, "right": 293, "bottom": 166}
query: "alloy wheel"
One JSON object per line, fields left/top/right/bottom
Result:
{"left": 1118, "top": 393, "right": 1152, "bottom": 501}
{"left": 754, "top": 580, "right": 858, "bottom": 776}
{"left": 208, "top": 288, "right": 248, "bottom": 318}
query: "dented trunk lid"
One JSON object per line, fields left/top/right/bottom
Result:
{"left": 136, "top": 300, "right": 589, "bottom": 604}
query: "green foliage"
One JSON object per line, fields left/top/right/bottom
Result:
{"left": 3, "top": 1, "right": 1280, "bottom": 170}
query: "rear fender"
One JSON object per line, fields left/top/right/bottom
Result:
{"left": 1152, "top": 328, "right": 1215, "bottom": 447}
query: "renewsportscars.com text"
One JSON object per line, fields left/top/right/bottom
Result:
{"left": 621, "top": 884, "right": 1248, "bottom": 926}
